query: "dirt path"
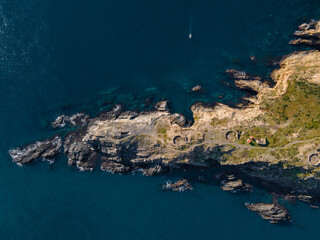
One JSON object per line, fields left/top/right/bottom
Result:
{"left": 206, "top": 137, "right": 320, "bottom": 151}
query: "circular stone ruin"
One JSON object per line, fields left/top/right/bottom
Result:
{"left": 173, "top": 136, "right": 184, "bottom": 146}
{"left": 225, "top": 131, "right": 238, "bottom": 142}
{"left": 309, "top": 153, "right": 320, "bottom": 166}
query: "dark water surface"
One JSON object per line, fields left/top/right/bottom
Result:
{"left": 1, "top": 0, "right": 320, "bottom": 239}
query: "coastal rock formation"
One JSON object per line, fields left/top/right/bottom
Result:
{"left": 289, "top": 20, "right": 320, "bottom": 46}
{"left": 226, "top": 69, "right": 262, "bottom": 81}
{"left": 154, "top": 100, "right": 169, "bottom": 111}
{"left": 245, "top": 202, "right": 291, "bottom": 224}
{"left": 9, "top": 136, "right": 62, "bottom": 165}
{"left": 226, "top": 69, "right": 270, "bottom": 102}
{"left": 215, "top": 173, "right": 252, "bottom": 193}
{"left": 162, "top": 179, "right": 194, "bottom": 192}
{"left": 51, "top": 113, "right": 89, "bottom": 128}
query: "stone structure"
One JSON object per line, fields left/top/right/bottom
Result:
{"left": 256, "top": 138, "right": 267, "bottom": 146}
{"left": 309, "top": 153, "right": 320, "bottom": 166}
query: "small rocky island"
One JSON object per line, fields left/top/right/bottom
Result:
{"left": 8, "top": 21, "right": 320, "bottom": 223}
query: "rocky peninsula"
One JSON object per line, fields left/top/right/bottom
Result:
{"left": 8, "top": 21, "right": 320, "bottom": 223}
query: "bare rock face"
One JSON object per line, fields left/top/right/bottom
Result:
{"left": 8, "top": 136, "right": 62, "bottom": 165}
{"left": 289, "top": 20, "right": 320, "bottom": 46}
{"left": 245, "top": 202, "right": 291, "bottom": 224}
{"left": 162, "top": 179, "right": 194, "bottom": 192}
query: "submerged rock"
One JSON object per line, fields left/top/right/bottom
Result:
{"left": 162, "top": 179, "right": 194, "bottom": 192}
{"left": 245, "top": 202, "right": 291, "bottom": 224}
{"left": 8, "top": 136, "right": 62, "bottom": 165}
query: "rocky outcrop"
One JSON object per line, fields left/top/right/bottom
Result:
{"left": 226, "top": 69, "right": 261, "bottom": 81}
{"left": 51, "top": 113, "right": 89, "bottom": 128}
{"left": 271, "top": 50, "right": 320, "bottom": 93}
{"left": 154, "top": 101, "right": 169, "bottom": 111}
{"left": 226, "top": 69, "right": 270, "bottom": 94}
{"left": 245, "top": 202, "right": 291, "bottom": 224}
{"left": 141, "top": 165, "right": 169, "bottom": 176}
{"left": 162, "top": 179, "right": 194, "bottom": 192}
{"left": 190, "top": 85, "right": 203, "bottom": 92}
{"left": 170, "top": 113, "right": 187, "bottom": 127}
{"left": 9, "top": 136, "right": 62, "bottom": 165}
{"left": 215, "top": 173, "right": 253, "bottom": 193}
{"left": 64, "top": 130, "right": 98, "bottom": 171}
{"left": 289, "top": 20, "right": 320, "bottom": 47}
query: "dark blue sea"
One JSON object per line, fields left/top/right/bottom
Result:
{"left": 1, "top": 0, "right": 320, "bottom": 239}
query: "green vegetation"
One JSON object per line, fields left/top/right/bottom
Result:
{"left": 156, "top": 126, "right": 171, "bottom": 144}
{"left": 157, "top": 127, "right": 167, "bottom": 134}
{"left": 211, "top": 117, "right": 228, "bottom": 127}
{"left": 236, "top": 80, "right": 320, "bottom": 148}
{"left": 264, "top": 80, "right": 320, "bottom": 143}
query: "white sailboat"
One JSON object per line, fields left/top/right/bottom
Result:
{"left": 189, "top": 21, "right": 192, "bottom": 39}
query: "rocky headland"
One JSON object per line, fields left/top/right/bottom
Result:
{"left": 8, "top": 21, "right": 320, "bottom": 223}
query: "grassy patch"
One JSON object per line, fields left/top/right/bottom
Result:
{"left": 211, "top": 117, "right": 228, "bottom": 127}
{"left": 157, "top": 127, "right": 167, "bottom": 134}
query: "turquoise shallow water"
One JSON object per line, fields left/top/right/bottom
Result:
{"left": 1, "top": 0, "right": 320, "bottom": 239}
